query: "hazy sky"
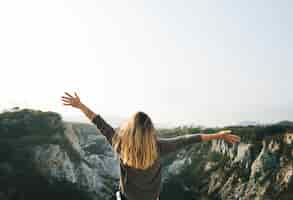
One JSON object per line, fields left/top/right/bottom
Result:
{"left": 1, "top": 0, "right": 292, "bottom": 127}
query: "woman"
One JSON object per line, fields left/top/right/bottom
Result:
{"left": 61, "top": 92, "right": 240, "bottom": 200}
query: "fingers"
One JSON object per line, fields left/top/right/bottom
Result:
{"left": 62, "top": 92, "right": 79, "bottom": 100}
{"left": 61, "top": 97, "right": 72, "bottom": 106}
{"left": 221, "top": 131, "right": 240, "bottom": 144}
{"left": 65, "top": 92, "right": 74, "bottom": 98}
{"left": 230, "top": 137, "right": 240, "bottom": 143}
{"left": 226, "top": 135, "right": 240, "bottom": 144}
{"left": 61, "top": 96, "right": 71, "bottom": 101}
{"left": 61, "top": 91, "right": 80, "bottom": 107}
{"left": 74, "top": 92, "right": 79, "bottom": 99}
{"left": 221, "top": 130, "right": 240, "bottom": 143}
{"left": 229, "top": 134, "right": 241, "bottom": 142}
{"left": 61, "top": 99, "right": 71, "bottom": 104}
{"left": 231, "top": 134, "right": 241, "bottom": 141}
{"left": 61, "top": 91, "right": 81, "bottom": 108}
{"left": 225, "top": 138, "right": 236, "bottom": 144}
{"left": 62, "top": 101, "right": 72, "bottom": 106}
{"left": 61, "top": 97, "right": 71, "bottom": 102}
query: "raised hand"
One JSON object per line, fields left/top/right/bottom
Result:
{"left": 218, "top": 130, "right": 240, "bottom": 144}
{"left": 61, "top": 92, "right": 82, "bottom": 109}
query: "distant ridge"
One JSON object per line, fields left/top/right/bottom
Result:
{"left": 237, "top": 121, "right": 259, "bottom": 126}
{"left": 277, "top": 120, "right": 293, "bottom": 127}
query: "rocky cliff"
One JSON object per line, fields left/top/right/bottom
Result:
{"left": 161, "top": 132, "right": 292, "bottom": 200}
{"left": 0, "top": 109, "right": 119, "bottom": 200}
{"left": 0, "top": 109, "right": 292, "bottom": 200}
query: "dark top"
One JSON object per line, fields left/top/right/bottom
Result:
{"left": 92, "top": 115, "right": 202, "bottom": 200}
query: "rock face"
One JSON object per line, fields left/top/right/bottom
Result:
{"left": 32, "top": 133, "right": 120, "bottom": 200}
{"left": 31, "top": 123, "right": 121, "bottom": 200}
{"left": 161, "top": 135, "right": 292, "bottom": 200}
{"left": 0, "top": 109, "right": 120, "bottom": 200}
{"left": 0, "top": 109, "right": 292, "bottom": 200}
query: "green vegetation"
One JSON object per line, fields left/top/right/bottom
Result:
{"left": 225, "top": 124, "right": 289, "bottom": 142}
{"left": 0, "top": 108, "right": 64, "bottom": 138}
{"left": 158, "top": 122, "right": 291, "bottom": 142}
{"left": 0, "top": 109, "right": 66, "bottom": 162}
{"left": 158, "top": 125, "right": 203, "bottom": 137}
{"left": 0, "top": 109, "right": 95, "bottom": 200}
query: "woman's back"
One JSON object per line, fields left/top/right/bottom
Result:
{"left": 119, "top": 134, "right": 203, "bottom": 200}
{"left": 119, "top": 157, "right": 161, "bottom": 200}
{"left": 91, "top": 114, "right": 202, "bottom": 200}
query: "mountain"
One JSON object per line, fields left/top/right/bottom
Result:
{"left": 237, "top": 121, "right": 259, "bottom": 126}
{"left": 0, "top": 109, "right": 292, "bottom": 200}
{"left": 277, "top": 120, "right": 293, "bottom": 127}
{"left": 0, "top": 109, "right": 119, "bottom": 200}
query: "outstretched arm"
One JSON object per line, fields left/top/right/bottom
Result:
{"left": 158, "top": 130, "right": 240, "bottom": 156}
{"left": 201, "top": 130, "right": 240, "bottom": 143}
{"left": 158, "top": 133, "right": 202, "bottom": 156}
{"left": 61, "top": 92, "right": 115, "bottom": 144}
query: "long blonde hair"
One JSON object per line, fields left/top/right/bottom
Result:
{"left": 112, "top": 111, "right": 158, "bottom": 169}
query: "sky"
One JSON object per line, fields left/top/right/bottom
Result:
{"left": 0, "top": 0, "right": 293, "bottom": 127}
